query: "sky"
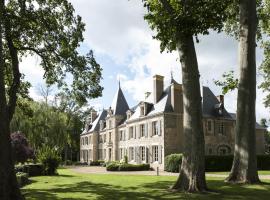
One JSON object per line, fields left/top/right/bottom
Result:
{"left": 20, "top": 0, "right": 269, "bottom": 122}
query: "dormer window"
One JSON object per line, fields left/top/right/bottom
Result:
{"left": 140, "top": 105, "right": 145, "bottom": 116}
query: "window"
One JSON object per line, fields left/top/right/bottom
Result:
{"left": 109, "top": 132, "right": 112, "bottom": 143}
{"left": 120, "top": 148, "right": 123, "bottom": 160}
{"left": 141, "top": 146, "right": 146, "bottom": 161}
{"left": 140, "top": 106, "right": 145, "bottom": 116}
{"left": 89, "top": 136, "right": 91, "bottom": 144}
{"left": 207, "top": 121, "right": 212, "bottom": 132}
{"left": 109, "top": 120, "right": 112, "bottom": 129}
{"left": 130, "top": 147, "right": 134, "bottom": 161}
{"left": 140, "top": 124, "right": 145, "bottom": 137}
{"left": 85, "top": 137, "right": 88, "bottom": 145}
{"left": 103, "top": 149, "right": 106, "bottom": 159}
{"left": 153, "top": 146, "right": 158, "bottom": 162}
{"left": 99, "top": 135, "right": 103, "bottom": 143}
{"left": 119, "top": 130, "right": 125, "bottom": 141}
{"left": 103, "top": 134, "right": 106, "bottom": 143}
{"left": 129, "top": 127, "right": 134, "bottom": 139}
{"left": 208, "top": 148, "right": 213, "bottom": 155}
{"left": 218, "top": 121, "right": 225, "bottom": 135}
{"left": 152, "top": 121, "right": 159, "bottom": 135}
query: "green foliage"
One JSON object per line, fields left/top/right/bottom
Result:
{"left": 106, "top": 163, "right": 150, "bottom": 171}
{"left": 164, "top": 154, "right": 182, "bottom": 173}
{"left": 124, "top": 155, "right": 128, "bottom": 164}
{"left": 2, "top": 0, "right": 103, "bottom": 105}
{"left": 214, "top": 70, "right": 239, "bottom": 95}
{"left": 90, "top": 160, "right": 105, "bottom": 166}
{"left": 15, "top": 163, "right": 44, "bottom": 177}
{"left": 143, "top": 0, "right": 233, "bottom": 52}
{"left": 164, "top": 154, "right": 270, "bottom": 172}
{"left": 37, "top": 146, "right": 61, "bottom": 175}
{"left": 16, "top": 172, "right": 29, "bottom": 188}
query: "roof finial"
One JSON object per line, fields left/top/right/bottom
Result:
{"left": 118, "top": 78, "right": 121, "bottom": 88}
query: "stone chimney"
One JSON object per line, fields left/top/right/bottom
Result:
{"left": 90, "top": 110, "right": 98, "bottom": 123}
{"left": 216, "top": 95, "right": 224, "bottom": 104}
{"left": 153, "top": 75, "right": 164, "bottom": 103}
{"left": 171, "top": 83, "right": 182, "bottom": 113}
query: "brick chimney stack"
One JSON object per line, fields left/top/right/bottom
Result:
{"left": 153, "top": 75, "right": 164, "bottom": 104}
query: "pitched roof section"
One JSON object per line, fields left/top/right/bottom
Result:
{"left": 81, "top": 110, "right": 107, "bottom": 135}
{"left": 111, "top": 85, "right": 129, "bottom": 115}
{"left": 229, "top": 113, "right": 266, "bottom": 130}
{"left": 202, "top": 86, "right": 232, "bottom": 119}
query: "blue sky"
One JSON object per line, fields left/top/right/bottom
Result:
{"left": 20, "top": 0, "right": 269, "bottom": 122}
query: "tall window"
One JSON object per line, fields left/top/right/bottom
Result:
{"left": 141, "top": 146, "right": 145, "bottom": 161}
{"left": 120, "top": 148, "right": 123, "bottom": 159}
{"left": 109, "top": 132, "right": 112, "bottom": 142}
{"left": 153, "top": 146, "right": 158, "bottom": 162}
{"left": 130, "top": 147, "right": 134, "bottom": 160}
{"left": 152, "top": 121, "right": 159, "bottom": 135}
{"left": 140, "top": 124, "right": 145, "bottom": 137}
{"left": 218, "top": 122, "right": 225, "bottom": 135}
{"left": 104, "top": 134, "right": 106, "bottom": 143}
{"left": 129, "top": 126, "right": 134, "bottom": 139}
{"left": 207, "top": 120, "right": 212, "bottom": 132}
{"left": 85, "top": 137, "right": 88, "bottom": 145}
{"left": 103, "top": 149, "right": 106, "bottom": 159}
{"left": 109, "top": 120, "right": 112, "bottom": 129}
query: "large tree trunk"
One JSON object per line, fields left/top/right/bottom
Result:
{"left": 226, "top": 0, "right": 259, "bottom": 184}
{"left": 172, "top": 34, "right": 207, "bottom": 192}
{"left": 0, "top": 1, "right": 24, "bottom": 199}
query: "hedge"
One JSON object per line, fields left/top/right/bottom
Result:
{"left": 90, "top": 160, "right": 105, "bottom": 166}
{"left": 106, "top": 163, "right": 150, "bottom": 171}
{"left": 165, "top": 154, "right": 270, "bottom": 172}
{"left": 16, "top": 172, "right": 29, "bottom": 187}
{"left": 15, "top": 164, "right": 44, "bottom": 176}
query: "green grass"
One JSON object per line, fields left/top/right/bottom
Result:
{"left": 22, "top": 168, "right": 270, "bottom": 200}
{"left": 207, "top": 171, "right": 270, "bottom": 175}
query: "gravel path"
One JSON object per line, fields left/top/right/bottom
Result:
{"left": 68, "top": 166, "right": 270, "bottom": 179}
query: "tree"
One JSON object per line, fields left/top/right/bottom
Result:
{"left": 214, "top": 70, "right": 238, "bottom": 95}
{"left": 142, "top": 0, "right": 231, "bottom": 192}
{"left": 224, "top": 0, "right": 260, "bottom": 183}
{"left": 0, "top": 1, "right": 103, "bottom": 199}
{"left": 10, "top": 132, "right": 34, "bottom": 164}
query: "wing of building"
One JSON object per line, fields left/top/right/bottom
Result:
{"left": 80, "top": 75, "right": 266, "bottom": 170}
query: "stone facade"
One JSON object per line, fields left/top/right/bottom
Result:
{"left": 80, "top": 74, "right": 266, "bottom": 170}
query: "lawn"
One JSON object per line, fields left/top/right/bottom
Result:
{"left": 208, "top": 171, "right": 270, "bottom": 175}
{"left": 22, "top": 168, "right": 270, "bottom": 200}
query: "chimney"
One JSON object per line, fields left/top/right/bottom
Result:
{"left": 145, "top": 92, "right": 151, "bottom": 100}
{"left": 171, "top": 82, "right": 182, "bottom": 113}
{"left": 216, "top": 95, "right": 224, "bottom": 104}
{"left": 90, "top": 110, "right": 98, "bottom": 123}
{"left": 153, "top": 75, "right": 164, "bottom": 103}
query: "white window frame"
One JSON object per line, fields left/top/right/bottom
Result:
{"left": 140, "top": 124, "right": 145, "bottom": 137}
{"left": 153, "top": 146, "right": 159, "bottom": 162}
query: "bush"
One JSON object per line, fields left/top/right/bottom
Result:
{"left": 37, "top": 146, "right": 61, "bottom": 175}
{"left": 106, "top": 163, "right": 120, "bottom": 171}
{"left": 11, "top": 132, "right": 34, "bottom": 164}
{"left": 15, "top": 164, "right": 44, "bottom": 176}
{"left": 65, "top": 160, "right": 73, "bottom": 166}
{"left": 16, "top": 172, "right": 29, "bottom": 187}
{"left": 106, "top": 163, "right": 150, "bottom": 171}
{"left": 164, "top": 154, "right": 182, "bottom": 173}
{"left": 164, "top": 154, "right": 270, "bottom": 172}
{"left": 257, "top": 155, "right": 270, "bottom": 170}
{"left": 124, "top": 155, "right": 128, "bottom": 164}
{"left": 74, "top": 162, "right": 88, "bottom": 166}
{"left": 90, "top": 160, "right": 105, "bottom": 166}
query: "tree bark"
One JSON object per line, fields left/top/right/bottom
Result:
{"left": 226, "top": 0, "right": 260, "bottom": 184}
{"left": 0, "top": 1, "right": 24, "bottom": 199}
{"left": 171, "top": 34, "right": 207, "bottom": 192}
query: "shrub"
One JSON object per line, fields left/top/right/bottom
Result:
{"left": 11, "top": 132, "right": 34, "bottom": 164}
{"left": 65, "top": 160, "right": 73, "bottom": 166}
{"left": 164, "top": 154, "right": 270, "bottom": 172}
{"left": 16, "top": 172, "right": 29, "bottom": 187}
{"left": 90, "top": 160, "right": 105, "bottom": 166}
{"left": 15, "top": 164, "right": 44, "bottom": 176}
{"left": 74, "top": 162, "right": 88, "bottom": 166}
{"left": 37, "top": 146, "right": 61, "bottom": 175}
{"left": 164, "top": 154, "right": 182, "bottom": 173}
{"left": 257, "top": 155, "right": 270, "bottom": 170}
{"left": 106, "top": 163, "right": 150, "bottom": 171}
{"left": 106, "top": 163, "right": 119, "bottom": 171}
{"left": 124, "top": 155, "right": 128, "bottom": 164}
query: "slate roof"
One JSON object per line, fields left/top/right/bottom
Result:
{"left": 229, "top": 113, "right": 266, "bottom": 130}
{"left": 110, "top": 85, "right": 129, "bottom": 115}
{"left": 202, "top": 86, "right": 232, "bottom": 119}
{"left": 128, "top": 84, "right": 173, "bottom": 121}
{"left": 81, "top": 110, "right": 107, "bottom": 135}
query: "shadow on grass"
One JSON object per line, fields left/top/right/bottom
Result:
{"left": 22, "top": 179, "right": 270, "bottom": 200}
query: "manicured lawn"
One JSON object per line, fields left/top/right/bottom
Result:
{"left": 22, "top": 168, "right": 270, "bottom": 200}
{"left": 208, "top": 171, "right": 270, "bottom": 175}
